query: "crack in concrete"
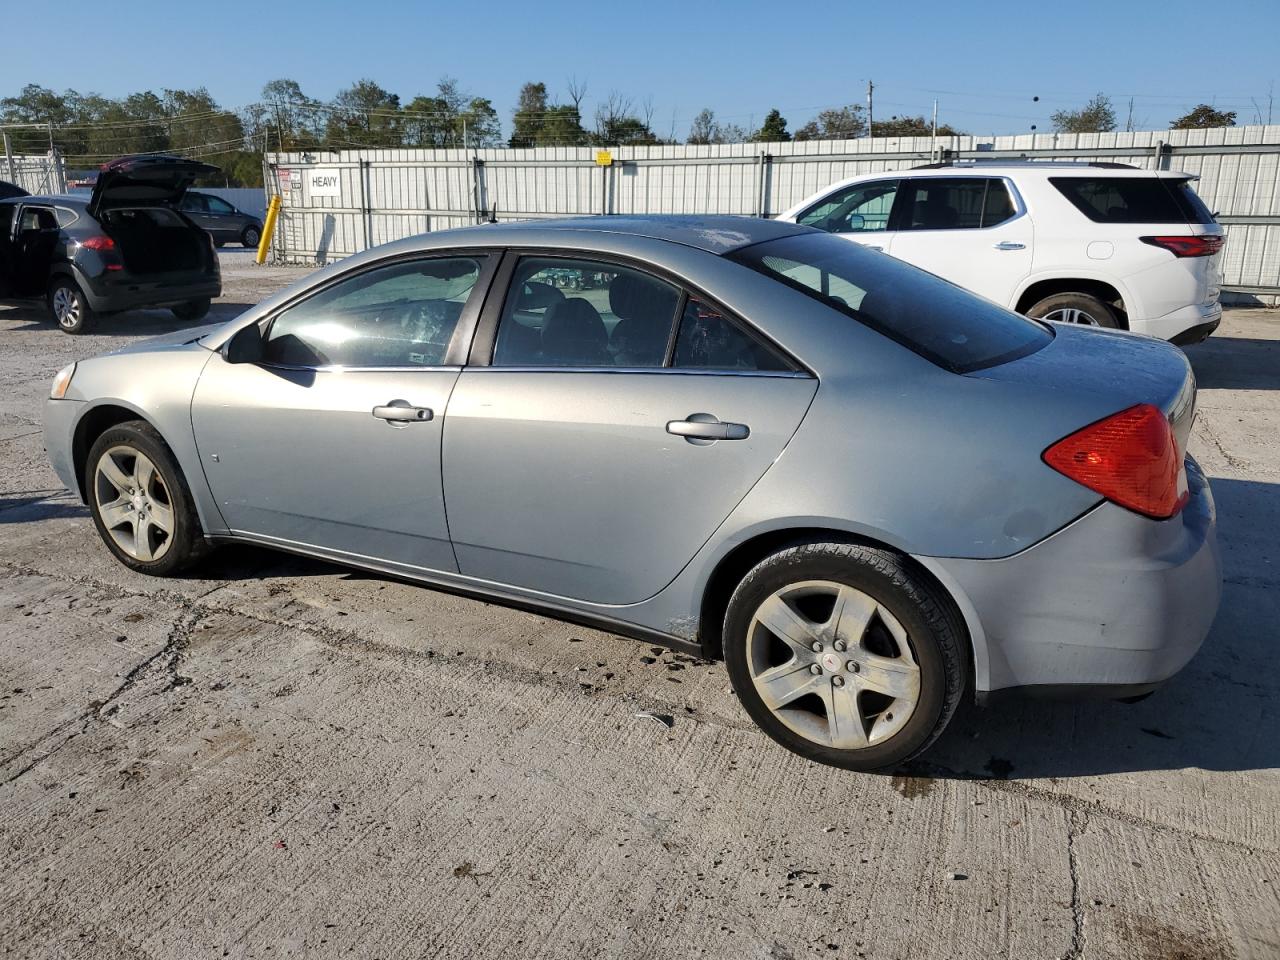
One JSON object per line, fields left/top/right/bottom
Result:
{"left": 1060, "top": 809, "right": 1088, "bottom": 960}
{"left": 1, "top": 604, "right": 204, "bottom": 787}
{"left": 1194, "top": 410, "right": 1248, "bottom": 470}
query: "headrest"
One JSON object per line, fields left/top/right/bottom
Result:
{"left": 609, "top": 273, "right": 678, "bottom": 323}
{"left": 541, "top": 298, "right": 607, "bottom": 352}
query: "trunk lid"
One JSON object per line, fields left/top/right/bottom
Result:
{"left": 88, "top": 155, "right": 220, "bottom": 217}
{"left": 968, "top": 323, "right": 1196, "bottom": 451}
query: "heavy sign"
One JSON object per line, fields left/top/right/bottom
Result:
{"left": 308, "top": 168, "right": 341, "bottom": 198}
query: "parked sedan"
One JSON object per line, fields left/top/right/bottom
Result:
{"left": 0, "top": 155, "right": 221, "bottom": 333}
{"left": 42, "top": 216, "right": 1221, "bottom": 770}
{"left": 179, "top": 191, "right": 263, "bottom": 248}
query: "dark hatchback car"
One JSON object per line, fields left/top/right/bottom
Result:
{"left": 0, "top": 156, "right": 221, "bottom": 334}
{"left": 179, "top": 191, "right": 263, "bottom": 248}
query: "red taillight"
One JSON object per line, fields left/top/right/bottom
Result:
{"left": 1043, "top": 404, "right": 1188, "bottom": 520}
{"left": 81, "top": 235, "right": 116, "bottom": 252}
{"left": 1140, "top": 234, "right": 1224, "bottom": 258}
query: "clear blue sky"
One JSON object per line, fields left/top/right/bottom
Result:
{"left": 3, "top": 0, "right": 1277, "bottom": 136}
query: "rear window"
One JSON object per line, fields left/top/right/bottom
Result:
{"left": 1050, "top": 176, "right": 1215, "bottom": 224}
{"left": 730, "top": 233, "right": 1052, "bottom": 374}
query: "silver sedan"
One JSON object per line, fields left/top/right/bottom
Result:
{"left": 43, "top": 216, "right": 1222, "bottom": 770}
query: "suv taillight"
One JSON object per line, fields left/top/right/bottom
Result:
{"left": 1140, "top": 235, "right": 1224, "bottom": 258}
{"left": 81, "top": 235, "right": 116, "bottom": 252}
{"left": 1043, "top": 404, "right": 1188, "bottom": 520}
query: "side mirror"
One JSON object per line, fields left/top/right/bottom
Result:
{"left": 224, "top": 323, "right": 265, "bottom": 364}
{"left": 839, "top": 213, "right": 866, "bottom": 232}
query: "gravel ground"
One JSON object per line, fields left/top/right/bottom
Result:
{"left": 2, "top": 252, "right": 1279, "bottom": 959}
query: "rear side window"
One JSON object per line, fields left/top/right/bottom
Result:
{"left": 672, "top": 297, "right": 792, "bottom": 371}
{"left": 731, "top": 232, "right": 1052, "bottom": 374}
{"left": 900, "top": 178, "right": 1017, "bottom": 230}
{"left": 1050, "top": 176, "right": 1216, "bottom": 224}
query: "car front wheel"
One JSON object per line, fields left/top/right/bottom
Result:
{"left": 87, "top": 421, "right": 207, "bottom": 575}
{"left": 48, "top": 277, "right": 95, "bottom": 334}
{"left": 724, "top": 541, "right": 967, "bottom": 771}
{"left": 1026, "top": 292, "right": 1119, "bottom": 328}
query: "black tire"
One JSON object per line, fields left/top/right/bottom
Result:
{"left": 86, "top": 420, "right": 208, "bottom": 576}
{"left": 241, "top": 224, "right": 262, "bottom": 248}
{"left": 47, "top": 276, "right": 95, "bottom": 335}
{"left": 1025, "top": 292, "right": 1120, "bottom": 329}
{"left": 172, "top": 298, "right": 211, "bottom": 322}
{"left": 723, "top": 541, "right": 968, "bottom": 772}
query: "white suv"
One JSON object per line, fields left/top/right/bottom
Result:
{"left": 778, "top": 162, "right": 1224, "bottom": 344}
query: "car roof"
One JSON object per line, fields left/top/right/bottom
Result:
{"left": 900, "top": 162, "right": 1192, "bottom": 179}
{"left": 0, "top": 194, "right": 87, "bottom": 206}
{"left": 453, "top": 215, "right": 814, "bottom": 254}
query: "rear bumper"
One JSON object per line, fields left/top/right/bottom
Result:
{"left": 923, "top": 456, "right": 1221, "bottom": 696}
{"left": 1129, "top": 300, "right": 1222, "bottom": 342}
{"left": 79, "top": 267, "right": 221, "bottom": 314}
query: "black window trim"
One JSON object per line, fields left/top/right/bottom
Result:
{"left": 465, "top": 247, "right": 811, "bottom": 378}
{"left": 1048, "top": 174, "right": 1209, "bottom": 225}
{"left": 892, "top": 176, "right": 1024, "bottom": 232}
{"left": 239, "top": 249, "right": 501, "bottom": 373}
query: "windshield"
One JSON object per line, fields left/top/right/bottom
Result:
{"left": 730, "top": 232, "right": 1052, "bottom": 373}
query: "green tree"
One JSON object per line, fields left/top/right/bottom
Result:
{"left": 1050, "top": 93, "right": 1117, "bottom": 134}
{"left": 751, "top": 108, "right": 791, "bottom": 142}
{"left": 687, "top": 108, "right": 746, "bottom": 145}
{"left": 260, "top": 78, "right": 324, "bottom": 151}
{"left": 795, "top": 104, "right": 866, "bottom": 141}
{"left": 869, "top": 115, "right": 963, "bottom": 137}
{"left": 511, "top": 81, "right": 589, "bottom": 146}
{"left": 1171, "top": 104, "right": 1237, "bottom": 129}
{"left": 326, "top": 79, "right": 401, "bottom": 147}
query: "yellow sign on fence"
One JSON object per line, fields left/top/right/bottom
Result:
{"left": 595, "top": 150, "right": 613, "bottom": 166}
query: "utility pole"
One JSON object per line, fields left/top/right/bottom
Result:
{"left": 2, "top": 130, "right": 16, "bottom": 184}
{"left": 866, "top": 80, "right": 874, "bottom": 138}
{"left": 932, "top": 98, "right": 939, "bottom": 160}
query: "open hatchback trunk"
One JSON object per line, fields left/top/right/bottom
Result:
{"left": 89, "top": 156, "right": 220, "bottom": 276}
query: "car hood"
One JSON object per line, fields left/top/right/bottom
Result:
{"left": 106, "top": 323, "right": 225, "bottom": 357}
{"left": 968, "top": 323, "right": 1196, "bottom": 450}
{"left": 89, "top": 155, "right": 220, "bottom": 215}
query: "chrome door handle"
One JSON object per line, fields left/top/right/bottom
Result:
{"left": 373, "top": 400, "right": 434, "bottom": 423}
{"left": 667, "top": 414, "right": 750, "bottom": 444}
{"left": 993, "top": 241, "right": 1026, "bottom": 250}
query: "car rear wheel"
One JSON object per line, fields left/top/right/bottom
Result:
{"left": 48, "top": 278, "right": 95, "bottom": 335}
{"left": 172, "top": 298, "right": 211, "bottom": 322}
{"left": 1026, "top": 292, "right": 1119, "bottom": 329}
{"left": 242, "top": 225, "right": 261, "bottom": 248}
{"left": 87, "top": 421, "right": 207, "bottom": 575}
{"left": 723, "top": 541, "right": 967, "bottom": 771}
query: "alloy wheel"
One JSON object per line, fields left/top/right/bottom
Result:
{"left": 746, "top": 580, "right": 921, "bottom": 749}
{"left": 52, "top": 286, "right": 82, "bottom": 330}
{"left": 1042, "top": 306, "right": 1099, "bottom": 326}
{"left": 93, "top": 445, "right": 175, "bottom": 562}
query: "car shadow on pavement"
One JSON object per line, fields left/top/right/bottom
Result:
{"left": 1185, "top": 336, "right": 1280, "bottom": 390}
{"left": 0, "top": 493, "right": 90, "bottom": 523}
{"left": 0, "top": 301, "right": 257, "bottom": 337}
{"left": 919, "top": 477, "right": 1280, "bottom": 781}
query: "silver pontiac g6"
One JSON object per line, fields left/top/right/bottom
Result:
{"left": 44, "top": 216, "right": 1222, "bottom": 770}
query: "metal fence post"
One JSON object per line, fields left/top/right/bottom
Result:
{"left": 2, "top": 131, "right": 15, "bottom": 184}
{"left": 360, "top": 157, "right": 372, "bottom": 251}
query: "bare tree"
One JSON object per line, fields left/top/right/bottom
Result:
{"left": 566, "top": 75, "right": 588, "bottom": 114}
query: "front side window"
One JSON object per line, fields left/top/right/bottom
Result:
{"left": 731, "top": 232, "right": 1051, "bottom": 374}
{"left": 900, "top": 178, "right": 1016, "bottom": 231}
{"left": 263, "top": 256, "right": 485, "bottom": 368}
{"left": 798, "top": 180, "right": 899, "bottom": 234}
{"left": 493, "top": 257, "right": 681, "bottom": 367}
{"left": 206, "top": 196, "right": 236, "bottom": 214}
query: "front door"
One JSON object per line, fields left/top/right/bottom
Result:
{"left": 442, "top": 254, "right": 817, "bottom": 605}
{"left": 191, "top": 253, "right": 494, "bottom": 572}
{"left": 886, "top": 176, "right": 1033, "bottom": 308}
{"left": 12, "top": 205, "right": 60, "bottom": 296}
{"left": 793, "top": 178, "right": 902, "bottom": 255}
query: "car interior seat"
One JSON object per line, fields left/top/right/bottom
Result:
{"left": 608, "top": 273, "right": 678, "bottom": 366}
{"left": 540, "top": 297, "right": 609, "bottom": 365}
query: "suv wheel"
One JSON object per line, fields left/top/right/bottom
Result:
{"left": 242, "top": 224, "right": 262, "bottom": 248}
{"left": 723, "top": 541, "right": 967, "bottom": 771}
{"left": 48, "top": 277, "right": 95, "bottom": 335}
{"left": 86, "top": 421, "right": 207, "bottom": 575}
{"left": 172, "top": 298, "right": 211, "bottom": 322}
{"left": 1026, "top": 292, "right": 1119, "bottom": 329}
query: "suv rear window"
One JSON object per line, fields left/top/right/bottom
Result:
{"left": 1050, "top": 176, "right": 1215, "bottom": 224}
{"left": 731, "top": 233, "right": 1052, "bottom": 374}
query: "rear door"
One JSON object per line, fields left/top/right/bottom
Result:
{"left": 191, "top": 252, "right": 496, "bottom": 572}
{"left": 792, "top": 178, "right": 902, "bottom": 254}
{"left": 0, "top": 203, "right": 16, "bottom": 297}
{"left": 441, "top": 252, "right": 817, "bottom": 605}
{"left": 179, "top": 193, "right": 220, "bottom": 237}
{"left": 886, "top": 177, "right": 1032, "bottom": 307}
{"left": 11, "top": 204, "right": 60, "bottom": 296}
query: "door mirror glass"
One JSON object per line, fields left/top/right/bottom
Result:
{"left": 225, "top": 323, "right": 265, "bottom": 364}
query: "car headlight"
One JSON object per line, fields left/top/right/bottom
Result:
{"left": 50, "top": 363, "right": 77, "bottom": 399}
